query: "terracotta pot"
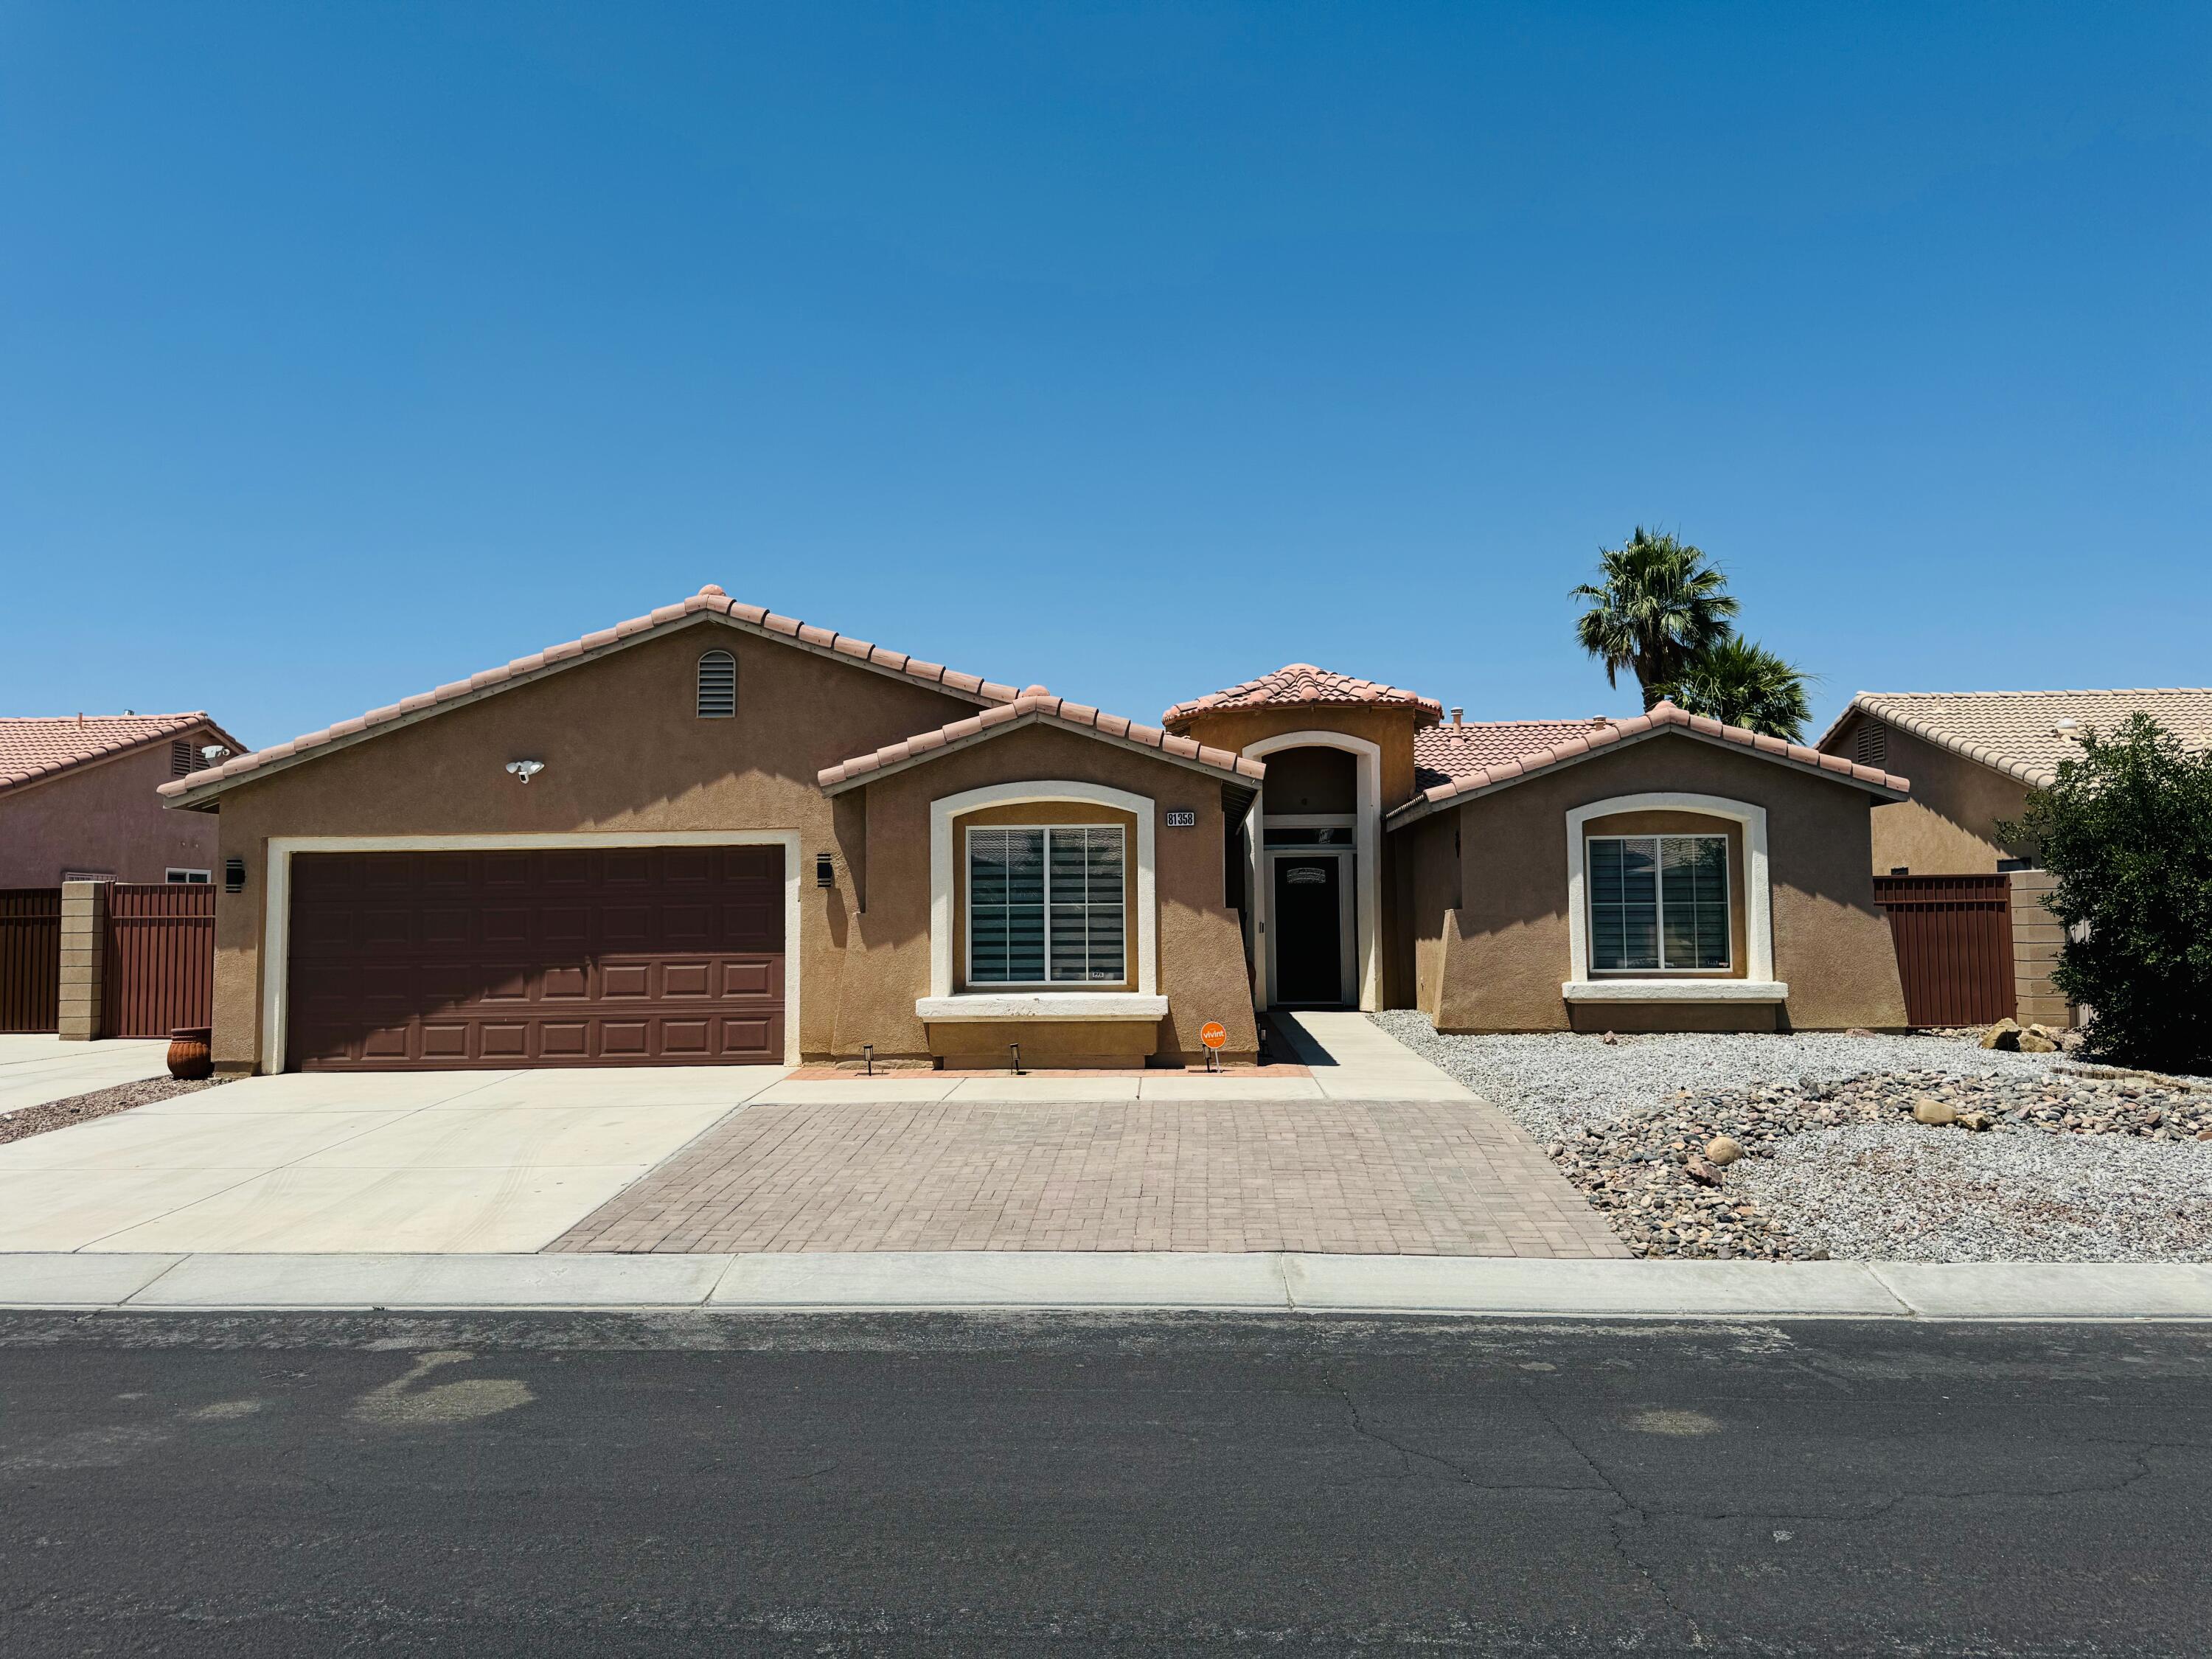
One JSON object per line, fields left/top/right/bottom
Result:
{"left": 167, "top": 1026, "right": 212, "bottom": 1082}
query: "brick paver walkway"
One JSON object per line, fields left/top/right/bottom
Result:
{"left": 549, "top": 1098, "right": 1627, "bottom": 1257}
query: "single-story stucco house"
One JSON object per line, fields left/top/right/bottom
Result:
{"left": 159, "top": 587, "right": 1912, "bottom": 1075}
{"left": 1, "top": 712, "right": 246, "bottom": 886}
{"left": 1816, "top": 688, "right": 2212, "bottom": 876}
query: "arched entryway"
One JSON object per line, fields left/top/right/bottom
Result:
{"left": 1242, "top": 731, "right": 1382, "bottom": 1010}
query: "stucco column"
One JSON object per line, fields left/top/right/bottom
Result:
{"left": 58, "top": 879, "right": 108, "bottom": 1041}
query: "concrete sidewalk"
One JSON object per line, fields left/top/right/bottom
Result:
{"left": 5, "top": 1250, "right": 2209, "bottom": 1321}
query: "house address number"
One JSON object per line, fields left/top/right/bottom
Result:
{"left": 1164, "top": 809, "right": 1197, "bottom": 828}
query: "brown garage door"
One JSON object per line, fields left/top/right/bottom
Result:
{"left": 288, "top": 846, "right": 784, "bottom": 1071}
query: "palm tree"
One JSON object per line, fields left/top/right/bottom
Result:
{"left": 1649, "top": 636, "right": 1815, "bottom": 742}
{"left": 1571, "top": 528, "right": 1739, "bottom": 706}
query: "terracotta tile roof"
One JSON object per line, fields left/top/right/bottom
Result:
{"left": 0, "top": 712, "right": 243, "bottom": 797}
{"left": 161, "top": 586, "right": 1023, "bottom": 807}
{"left": 1819, "top": 689, "right": 2212, "bottom": 788}
{"left": 1162, "top": 664, "right": 1444, "bottom": 731}
{"left": 820, "top": 693, "right": 1265, "bottom": 793}
{"left": 1415, "top": 719, "right": 1615, "bottom": 789}
{"left": 1387, "top": 700, "right": 1909, "bottom": 829}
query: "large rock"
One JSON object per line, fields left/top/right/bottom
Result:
{"left": 2017, "top": 1031, "right": 2059, "bottom": 1054}
{"left": 1705, "top": 1135, "right": 1745, "bottom": 1166}
{"left": 1980, "top": 1018, "right": 2022, "bottom": 1051}
{"left": 1913, "top": 1098, "right": 1957, "bottom": 1126}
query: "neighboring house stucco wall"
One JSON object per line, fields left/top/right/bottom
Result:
{"left": 1402, "top": 732, "right": 1907, "bottom": 1034}
{"left": 0, "top": 735, "right": 225, "bottom": 886}
{"left": 1829, "top": 714, "right": 2032, "bottom": 874}
{"left": 193, "top": 622, "right": 1253, "bottom": 1073}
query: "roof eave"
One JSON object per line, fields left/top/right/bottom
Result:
{"left": 821, "top": 710, "right": 1265, "bottom": 796}
{"left": 1385, "top": 720, "right": 1910, "bottom": 831}
{"left": 159, "top": 605, "right": 1009, "bottom": 810}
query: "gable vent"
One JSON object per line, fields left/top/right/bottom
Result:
{"left": 170, "top": 738, "right": 206, "bottom": 777}
{"left": 696, "top": 650, "right": 737, "bottom": 718}
{"left": 1853, "top": 720, "right": 1887, "bottom": 771}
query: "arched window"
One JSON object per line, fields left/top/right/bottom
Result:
{"left": 696, "top": 650, "right": 737, "bottom": 718}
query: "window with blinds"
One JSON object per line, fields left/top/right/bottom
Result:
{"left": 967, "top": 825, "right": 1127, "bottom": 984}
{"left": 696, "top": 650, "right": 737, "bottom": 717}
{"left": 1587, "top": 835, "right": 1731, "bottom": 971}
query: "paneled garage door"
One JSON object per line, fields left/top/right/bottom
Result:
{"left": 287, "top": 846, "right": 785, "bottom": 1070}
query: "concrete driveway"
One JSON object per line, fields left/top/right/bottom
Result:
{"left": 0, "top": 1065, "right": 787, "bottom": 1253}
{"left": 0, "top": 1035, "right": 173, "bottom": 1116}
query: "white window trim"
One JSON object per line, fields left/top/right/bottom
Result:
{"left": 165, "top": 868, "right": 212, "bottom": 884}
{"left": 1562, "top": 794, "right": 1785, "bottom": 1004}
{"left": 1583, "top": 832, "right": 1733, "bottom": 974}
{"left": 928, "top": 782, "right": 1156, "bottom": 1006}
{"left": 961, "top": 822, "right": 1130, "bottom": 990}
{"left": 1242, "top": 731, "right": 1382, "bottom": 1011}
{"left": 259, "top": 831, "right": 803, "bottom": 1074}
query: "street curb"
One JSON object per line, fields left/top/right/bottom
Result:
{"left": 3, "top": 1251, "right": 2211, "bottom": 1321}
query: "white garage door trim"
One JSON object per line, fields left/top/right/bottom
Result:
{"left": 261, "top": 831, "right": 803, "bottom": 1075}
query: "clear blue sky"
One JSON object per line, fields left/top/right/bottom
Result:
{"left": 4, "top": 3, "right": 2207, "bottom": 753}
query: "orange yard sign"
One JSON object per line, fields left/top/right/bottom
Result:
{"left": 1198, "top": 1021, "right": 1228, "bottom": 1050}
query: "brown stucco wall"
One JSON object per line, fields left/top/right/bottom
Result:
{"left": 0, "top": 734, "right": 226, "bottom": 886}
{"left": 1830, "top": 714, "right": 2032, "bottom": 874}
{"left": 196, "top": 621, "right": 1256, "bottom": 1072}
{"left": 851, "top": 722, "right": 1259, "bottom": 1065}
{"left": 1403, "top": 731, "right": 1908, "bottom": 1033}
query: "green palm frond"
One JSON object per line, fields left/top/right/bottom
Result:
{"left": 1568, "top": 527, "right": 1739, "bottom": 706}
{"left": 1648, "top": 636, "right": 1815, "bottom": 742}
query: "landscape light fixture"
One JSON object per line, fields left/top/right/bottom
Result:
{"left": 504, "top": 759, "right": 546, "bottom": 783}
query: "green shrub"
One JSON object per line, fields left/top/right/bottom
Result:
{"left": 2001, "top": 714, "right": 2212, "bottom": 1073}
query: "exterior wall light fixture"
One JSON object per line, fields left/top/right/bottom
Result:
{"left": 504, "top": 760, "right": 546, "bottom": 783}
{"left": 815, "top": 852, "right": 836, "bottom": 888}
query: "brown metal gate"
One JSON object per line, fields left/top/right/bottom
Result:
{"left": 102, "top": 883, "right": 215, "bottom": 1038}
{"left": 0, "top": 888, "right": 62, "bottom": 1033}
{"left": 1874, "top": 874, "right": 2016, "bottom": 1027}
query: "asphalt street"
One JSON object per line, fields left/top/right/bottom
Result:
{"left": 1, "top": 1310, "right": 2207, "bottom": 1656}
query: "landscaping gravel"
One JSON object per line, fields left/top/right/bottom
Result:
{"left": 1370, "top": 1011, "right": 2212, "bottom": 1262}
{"left": 1368, "top": 1010, "right": 2061, "bottom": 1143}
{"left": 1731, "top": 1122, "right": 2212, "bottom": 1262}
{"left": 0, "top": 1075, "right": 226, "bottom": 1147}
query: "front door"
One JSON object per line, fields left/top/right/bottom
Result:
{"left": 1271, "top": 853, "right": 1348, "bottom": 1006}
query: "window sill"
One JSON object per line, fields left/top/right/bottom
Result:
{"left": 917, "top": 993, "right": 1168, "bottom": 1023}
{"left": 1562, "top": 979, "right": 1788, "bottom": 1004}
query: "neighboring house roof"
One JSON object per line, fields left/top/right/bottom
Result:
{"left": 0, "top": 712, "right": 245, "bottom": 799}
{"left": 1415, "top": 718, "right": 1615, "bottom": 790}
{"left": 1387, "top": 701, "right": 1909, "bottom": 829}
{"left": 1818, "top": 689, "right": 2212, "bottom": 789}
{"left": 820, "top": 693, "right": 1265, "bottom": 794}
{"left": 161, "top": 585, "right": 1025, "bottom": 810}
{"left": 1162, "top": 664, "right": 1444, "bottom": 731}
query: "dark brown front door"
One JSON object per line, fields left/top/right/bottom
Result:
{"left": 1272, "top": 855, "right": 1346, "bottom": 1006}
{"left": 287, "top": 846, "right": 784, "bottom": 1070}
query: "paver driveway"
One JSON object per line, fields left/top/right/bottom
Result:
{"left": 0, "top": 1067, "right": 782, "bottom": 1252}
{"left": 551, "top": 1093, "right": 1624, "bottom": 1258}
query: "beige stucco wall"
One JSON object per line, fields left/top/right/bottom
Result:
{"left": 194, "top": 621, "right": 1254, "bottom": 1071}
{"left": 0, "top": 734, "right": 226, "bottom": 886}
{"left": 1830, "top": 714, "right": 2032, "bottom": 874}
{"left": 1402, "top": 732, "right": 1908, "bottom": 1033}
